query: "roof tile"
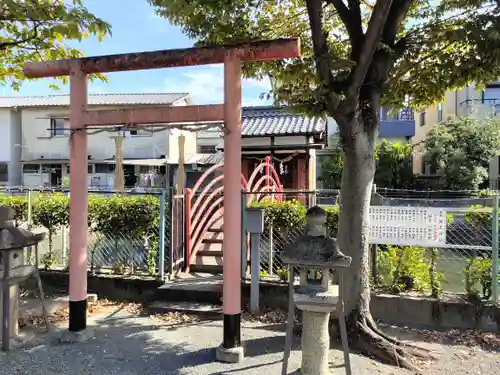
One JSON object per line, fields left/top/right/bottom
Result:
{"left": 0, "top": 93, "right": 189, "bottom": 108}
{"left": 198, "top": 106, "right": 325, "bottom": 138}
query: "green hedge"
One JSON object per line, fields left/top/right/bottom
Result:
{"left": 250, "top": 199, "right": 340, "bottom": 236}
{"left": 0, "top": 193, "right": 162, "bottom": 273}
{"left": 0, "top": 192, "right": 161, "bottom": 239}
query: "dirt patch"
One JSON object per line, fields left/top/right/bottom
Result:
{"left": 18, "top": 299, "right": 143, "bottom": 329}
{"left": 393, "top": 325, "right": 500, "bottom": 351}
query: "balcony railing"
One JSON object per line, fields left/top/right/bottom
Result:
{"left": 381, "top": 107, "right": 414, "bottom": 121}
{"left": 459, "top": 99, "right": 500, "bottom": 119}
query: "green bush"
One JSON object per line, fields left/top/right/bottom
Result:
{"left": 464, "top": 205, "right": 495, "bottom": 228}
{"left": 0, "top": 193, "right": 162, "bottom": 272}
{"left": 32, "top": 193, "right": 69, "bottom": 266}
{"left": 250, "top": 199, "right": 307, "bottom": 232}
{"left": 323, "top": 205, "right": 339, "bottom": 236}
{"left": 464, "top": 257, "right": 498, "bottom": 301}
{"left": 250, "top": 199, "right": 340, "bottom": 236}
{"left": 0, "top": 194, "right": 28, "bottom": 225}
{"left": 376, "top": 245, "right": 436, "bottom": 294}
{"left": 88, "top": 194, "right": 160, "bottom": 274}
{"left": 88, "top": 194, "right": 160, "bottom": 237}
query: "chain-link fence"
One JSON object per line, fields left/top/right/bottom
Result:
{"left": 0, "top": 188, "right": 169, "bottom": 276}
{"left": 252, "top": 189, "right": 499, "bottom": 301}
{"left": 372, "top": 198, "right": 496, "bottom": 298}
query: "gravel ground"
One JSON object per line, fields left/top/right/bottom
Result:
{"left": 0, "top": 307, "right": 499, "bottom": 375}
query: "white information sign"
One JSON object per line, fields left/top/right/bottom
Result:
{"left": 368, "top": 206, "right": 447, "bottom": 247}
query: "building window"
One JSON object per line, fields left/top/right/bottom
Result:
{"left": 50, "top": 118, "right": 67, "bottom": 137}
{"left": 41, "top": 164, "right": 60, "bottom": 173}
{"left": 423, "top": 154, "right": 438, "bottom": 175}
{"left": 437, "top": 103, "right": 443, "bottom": 122}
{"left": 0, "top": 163, "right": 8, "bottom": 182}
{"left": 128, "top": 125, "right": 152, "bottom": 137}
{"left": 419, "top": 112, "right": 426, "bottom": 127}
{"left": 23, "top": 164, "right": 40, "bottom": 173}
{"left": 197, "top": 145, "right": 217, "bottom": 154}
{"left": 95, "top": 164, "right": 115, "bottom": 173}
{"left": 66, "top": 165, "right": 93, "bottom": 174}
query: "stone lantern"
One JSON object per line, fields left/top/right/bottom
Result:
{"left": 281, "top": 205, "right": 352, "bottom": 375}
{"left": 0, "top": 205, "right": 47, "bottom": 351}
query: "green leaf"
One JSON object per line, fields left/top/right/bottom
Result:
{"left": 0, "top": 0, "right": 111, "bottom": 89}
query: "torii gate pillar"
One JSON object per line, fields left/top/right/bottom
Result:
{"left": 68, "top": 66, "right": 89, "bottom": 333}
{"left": 217, "top": 54, "right": 243, "bottom": 362}
{"left": 23, "top": 38, "right": 300, "bottom": 360}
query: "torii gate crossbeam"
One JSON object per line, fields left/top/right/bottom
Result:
{"left": 23, "top": 38, "right": 300, "bottom": 362}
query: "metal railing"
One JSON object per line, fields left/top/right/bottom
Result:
{"left": 250, "top": 189, "right": 500, "bottom": 303}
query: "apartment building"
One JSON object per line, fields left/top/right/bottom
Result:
{"left": 0, "top": 93, "right": 196, "bottom": 188}
{"left": 316, "top": 106, "right": 416, "bottom": 188}
{"left": 412, "top": 83, "right": 500, "bottom": 183}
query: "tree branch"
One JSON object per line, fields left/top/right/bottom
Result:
{"left": 325, "top": 0, "right": 363, "bottom": 44}
{"left": 382, "top": 0, "right": 412, "bottom": 46}
{"left": 306, "top": 0, "right": 339, "bottom": 112}
{"left": 0, "top": 23, "right": 40, "bottom": 51}
{"left": 346, "top": 0, "right": 393, "bottom": 98}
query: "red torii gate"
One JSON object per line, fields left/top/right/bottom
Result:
{"left": 23, "top": 39, "right": 300, "bottom": 362}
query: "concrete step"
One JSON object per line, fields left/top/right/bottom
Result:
{"left": 202, "top": 238, "right": 223, "bottom": 244}
{"left": 157, "top": 274, "right": 222, "bottom": 303}
{"left": 207, "top": 227, "right": 223, "bottom": 233}
{"left": 148, "top": 301, "right": 222, "bottom": 318}
{"left": 197, "top": 250, "right": 223, "bottom": 257}
{"left": 194, "top": 255, "right": 223, "bottom": 266}
{"left": 203, "top": 230, "right": 224, "bottom": 241}
{"left": 195, "top": 241, "right": 222, "bottom": 252}
{"left": 191, "top": 254, "right": 223, "bottom": 274}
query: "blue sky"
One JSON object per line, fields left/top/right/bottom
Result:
{"left": 0, "top": 0, "right": 272, "bottom": 106}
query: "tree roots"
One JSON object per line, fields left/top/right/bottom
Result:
{"left": 347, "top": 312, "right": 437, "bottom": 373}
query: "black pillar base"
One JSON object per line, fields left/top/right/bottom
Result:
{"left": 69, "top": 299, "right": 87, "bottom": 332}
{"left": 223, "top": 313, "right": 241, "bottom": 348}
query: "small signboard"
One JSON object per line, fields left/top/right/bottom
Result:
{"left": 369, "top": 206, "right": 447, "bottom": 247}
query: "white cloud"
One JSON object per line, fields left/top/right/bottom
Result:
{"left": 165, "top": 65, "right": 271, "bottom": 106}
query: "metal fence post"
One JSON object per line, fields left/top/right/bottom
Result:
{"left": 167, "top": 188, "right": 174, "bottom": 276}
{"left": 27, "top": 190, "right": 32, "bottom": 228}
{"left": 250, "top": 232, "right": 261, "bottom": 313}
{"left": 269, "top": 225, "right": 274, "bottom": 275}
{"left": 159, "top": 189, "right": 166, "bottom": 281}
{"left": 61, "top": 191, "right": 70, "bottom": 265}
{"left": 492, "top": 194, "right": 499, "bottom": 305}
{"left": 241, "top": 190, "right": 247, "bottom": 279}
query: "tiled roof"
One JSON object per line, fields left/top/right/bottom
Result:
{"left": 197, "top": 106, "right": 325, "bottom": 138}
{"left": 0, "top": 93, "right": 190, "bottom": 108}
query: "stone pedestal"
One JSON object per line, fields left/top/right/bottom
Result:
{"left": 215, "top": 344, "right": 245, "bottom": 363}
{"left": 0, "top": 283, "right": 19, "bottom": 338}
{"left": 301, "top": 310, "right": 330, "bottom": 375}
{"left": 281, "top": 206, "right": 352, "bottom": 375}
{"left": 0, "top": 249, "right": 23, "bottom": 343}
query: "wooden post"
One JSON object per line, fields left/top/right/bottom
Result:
{"left": 217, "top": 53, "right": 244, "bottom": 363}
{"left": 68, "top": 66, "right": 89, "bottom": 333}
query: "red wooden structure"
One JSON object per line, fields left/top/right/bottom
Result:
{"left": 23, "top": 38, "right": 300, "bottom": 360}
{"left": 185, "top": 156, "right": 283, "bottom": 272}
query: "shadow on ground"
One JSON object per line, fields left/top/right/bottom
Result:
{"left": 1, "top": 308, "right": 305, "bottom": 375}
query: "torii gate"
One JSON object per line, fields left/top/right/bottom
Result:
{"left": 23, "top": 38, "right": 300, "bottom": 361}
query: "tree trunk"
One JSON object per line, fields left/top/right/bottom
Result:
{"left": 337, "top": 125, "right": 376, "bottom": 315}
{"left": 335, "top": 116, "right": 434, "bottom": 372}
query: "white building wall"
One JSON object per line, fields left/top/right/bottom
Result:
{"left": 18, "top": 103, "right": 194, "bottom": 189}
{"left": 9, "top": 110, "right": 22, "bottom": 186}
{"left": 0, "top": 109, "right": 22, "bottom": 186}
{"left": 20, "top": 107, "right": 173, "bottom": 161}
